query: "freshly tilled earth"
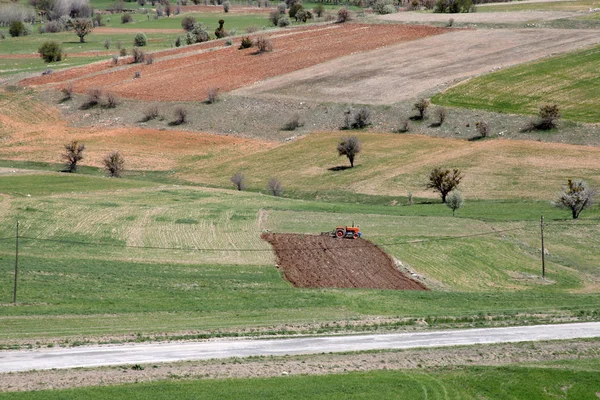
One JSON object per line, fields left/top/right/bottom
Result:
{"left": 262, "top": 233, "right": 427, "bottom": 290}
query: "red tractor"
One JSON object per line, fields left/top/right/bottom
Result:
{"left": 322, "top": 226, "right": 362, "bottom": 239}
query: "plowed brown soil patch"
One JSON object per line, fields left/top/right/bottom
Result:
{"left": 20, "top": 24, "right": 447, "bottom": 101}
{"left": 263, "top": 233, "right": 427, "bottom": 290}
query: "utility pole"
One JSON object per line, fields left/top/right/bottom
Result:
{"left": 13, "top": 220, "right": 19, "bottom": 304}
{"left": 540, "top": 215, "right": 545, "bottom": 280}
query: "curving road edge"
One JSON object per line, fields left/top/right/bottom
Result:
{"left": 1, "top": 322, "right": 599, "bottom": 373}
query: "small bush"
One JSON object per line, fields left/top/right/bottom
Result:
{"left": 446, "top": 17, "right": 454, "bottom": 27}
{"left": 295, "top": 9, "right": 312, "bottom": 22}
{"left": 42, "top": 21, "right": 64, "bottom": 33}
{"left": 132, "top": 47, "right": 145, "bottom": 63}
{"left": 446, "top": 190, "right": 464, "bottom": 216}
{"left": 103, "top": 151, "right": 125, "bottom": 178}
{"left": 82, "top": 88, "right": 103, "bottom": 109}
{"left": 313, "top": 3, "right": 325, "bottom": 17}
{"left": 223, "top": 0, "right": 230, "bottom": 11}
{"left": 121, "top": 13, "right": 133, "bottom": 23}
{"left": 239, "top": 36, "right": 253, "bottom": 49}
{"left": 215, "top": 19, "right": 228, "bottom": 38}
{"left": 9, "top": 21, "right": 25, "bottom": 37}
{"left": 288, "top": 2, "right": 302, "bottom": 19}
{"left": 267, "top": 178, "right": 283, "bottom": 196}
{"left": 104, "top": 92, "right": 119, "bottom": 108}
{"left": 231, "top": 172, "right": 246, "bottom": 191}
{"left": 134, "top": 32, "right": 147, "bottom": 46}
{"left": 173, "top": 107, "right": 188, "bottom": 125}
{"left": 269, "top": 9, "right": 281, "bottom": 25}
{"left": 38, "top": 41, "right": 63, "bottom": 63}
{"left": 207, "top": 87, "right": 219, "bottom": 104}
{"left": 182, "top": 16, "right": 196, "bottom": 31}
{"left": 134, "top": 70, "right": 141, "bottom": 78}
{"left": 246, "top": 25, "right": 260, "bottom": 33}
{"left": 145, "top": 54, "right": 154, "bottom": 64}
{"left": 104, "top": 38, "right": 111, "bottom": 49}
{"left": 111, "top": 54, "right": 119, "bottom": 65}
{"left": 476, "top": 121, "right": 489, "bottom": 138}
{"left": 435, "top": 107, "right": 447, "bottom": 126}
{"left": 337, "top": 7, "right": 351, "bottom": 23}
{"left": 283, "top": 114, "right": 303, "bottom": 131}
{"left": 277, "top": 15, "right": 290, "bottom": 26}
{"left": 142, "top": 105, "right": 160, "bottom": 121}
{"left": 175, "top": 36, "right": 182, "bottom": 47}
{"left": 94, "top": 14, "right": 104, "bottom": 27}
{"left": 538, "top": 104, "right": 560, "bottom": 130}
{"left": 343, "top": 107, "right": 371, "bottom": 129}
{"left": 225, "top": 38, "right": 232, "bottom": 46}
{"left": 120, "top": 47, "right": 127, "bottom": 56}
{"left": 255, "top": 36, "right": 272, "bottom": 53}
{"left": 277, "top": 3, "right": 287, "bottom": 13}
{"left": 414, "top": 98, "right": 429, "bottom": 120}
{"left": 398, "top": 119, "right": 410, "bottom": 133}
{"left": 61, "top": 85, "right": 74, "bottom": 101}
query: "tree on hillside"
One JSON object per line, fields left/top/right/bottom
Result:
{"left": 446, "top": 190, "right": 464, "bottom": 216}
{"left": 426, "top": 167, "right": 463, "bottom": 203}
{"left": 231, "top": 172, "right": 246, "bottom": 191}
{"left": 103, "top": 151, "right": 125, "bottom": 178}
{"left": 337, "top": 136, "right": 362, "bottom": 168}
{"left": 69, "top": 18, "right": 93, "bottom": 43}
{"left": 62, "top": 140, "right": 85, "bottom": 173}
{"left": 267, "top": 178, "right": 283, "bottom": 197}
{"left": 553, "top": 179, "right": 596, "bottom": 219}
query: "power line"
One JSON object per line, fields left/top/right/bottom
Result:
{"left": 14, "top": 226, "right": 529, "bottom": 253}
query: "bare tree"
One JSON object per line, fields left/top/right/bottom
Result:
{"left": 337, "top": 136, "right": 362, "bottom": 168}
{"left": 69, "top": 18, "right": 93, "bottom": 43}
{"left": 62, "top": 140, "right": 85, "bottom": 172}
{"left": 446, "top": 190, "right": 464, "bottom": 216}
{"left": 553, "top": 179, "right": 596, "bottom": 219}
{"left": 426, "top": 167, "right": 463, "bottom": 203}
{"left": 267, "top": 178, "right": 283, "bottom": 196}
{"left": 103, "top": 151, "right": 125, "bottom": 177}
{"left": 231, "top": 172, "right": 246, "bottom": 191}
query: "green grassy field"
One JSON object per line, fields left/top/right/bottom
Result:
{"left": 433, "top": 45, "right": 600, "bottom": 123}
{"left": 478, "top": 0, "right": 600, "bottom": 12}
{"left": 1, "top": 359, "right": 599, "bottom": 399}
{"left": 0, "top": 172, "right": 599, "bottom": 342}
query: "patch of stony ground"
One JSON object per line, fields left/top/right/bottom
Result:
{"left": 1, "top": 339, "right": 598, "bottom": 392}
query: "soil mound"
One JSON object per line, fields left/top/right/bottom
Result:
{"left": 262, "top": 233, "right": 427, "bottom": 290}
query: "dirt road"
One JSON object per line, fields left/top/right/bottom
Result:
{"left": 1, "top": 322, "right": 598, "bottom": 373}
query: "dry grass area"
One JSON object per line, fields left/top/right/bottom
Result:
{"left": 20, "top": 24, "right": 447, "bottom": 101}
{"left": 192, "top": 131, "right": 600, "bottom": 200}
{"left": 233, "top": 28, "right": 600, "bottom": 104}
{"left": 1, "top": 339, "right": 597, "bottom": 392}
{"left": 378, "top": 10, "right": 581, "bottom": 23}
{"left": 0, "top": 88, "right": 276, "bottom": 172}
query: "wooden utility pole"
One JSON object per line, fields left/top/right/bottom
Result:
{"left": 13, "top": 220, "right": 19, "bottom": 304}
{"left": 540, "top": 216, "right": 545, "bottom": 280}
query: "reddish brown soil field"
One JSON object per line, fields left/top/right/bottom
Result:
{"left": 263, "top": 233, "right": 427, "bottom": 290}
{"left": 21, "top": 24, "right": 447, "bottom": 101}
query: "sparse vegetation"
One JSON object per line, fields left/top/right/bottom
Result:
{"left": 215, "top": 19, "right": 228, "bottom": 38}
{"left": 537, "top": 103, "right": 560, "bottom": 130}
{"left": 553, "top": 179, "right": 597, "bottom": 219}
{"left": 121, "top": 13, "right": 133, "bottom": 23}
{"left": 337, "top": 136, "right": 362, "bottom": 168}
{"left": 427, "top": 167, "right": 463, "bottom": 203}
{"left": 81, "top": 88, "right": 103, "bottom": 109}
{"left": 337, "top": 7, "right": 351, "bottom": 23}
{"left": 435, "top": 107, "right": 447, "bottom": 126}
{"left": 142, "top": 105, "right": 160, "bottom": 121}
{"left": 181, "top": 16, "right": 197, "bottom": 31}
{"left": 476, "top": 121, "right": 489, "bottom": 138}
{"left": 104, "top": 92, "right": 119, "bottom": 108}
{"left": 239, "top": 36, "right": 253, "bottom": 49}
{"left": 132, "top": 47, "right": 146, "bottom": 63}
{"left": 62, "top": 140, "right": 85, "bottom": 173}
{"left": 61, "top": 85, "right": 74, "bottom": 101}
{"left": 343, "top": 108, "right": 371, "bottom": 130}
{"left": 207, "top": 87, "right": 219, "bottom": 104}
{"left": 103, "top": 151, "right": 125, "bottom": 178}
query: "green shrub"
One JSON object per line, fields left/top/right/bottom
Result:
{"left": 277, "top": 15, "right": 290, "bottom": 26}
{"left": 9, "top": 20, "right": 25, "bottom": 37}
{"left": 121, "top": 13, "right": 133, "bottom": 23}
{"left": 38, "top": 41, "right": 63, "bottom": 63}
{"left": 134, "top": 32, "right": 147, "bottom": 46}
{"left": 132, "top": 47, "right": 145, "bottom": 63}
{"left": 313, "top": 4, "right": 324, "bottom": 17}
{"left": 181, "top": 16, "right": 196, "bottom": 31}
{"left": 289, "top": 2, "right": 302, "bottom": 19}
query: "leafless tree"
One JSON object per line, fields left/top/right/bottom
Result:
{"left": 553, "top": 179, "right": 597, "bottom": 219}
{"left": 267, "top": 178, "right": 283, "bottom": 196}
{"left": 103, "top": 151, "right": 125, "bottom": 177}
{"left": 231, "top": 172, "right": 246, "bottom": 191}
{"left": 62, "top": 140, "right": 85, "bottom": 172}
